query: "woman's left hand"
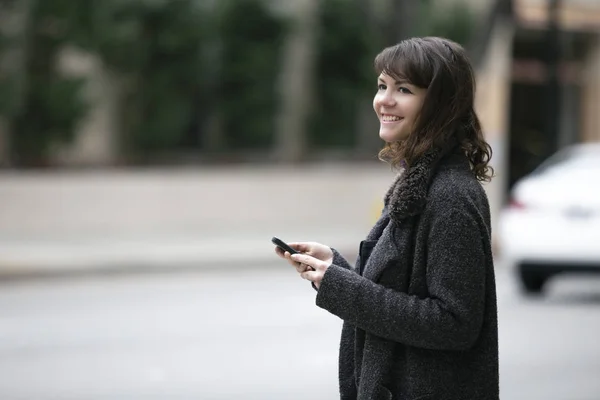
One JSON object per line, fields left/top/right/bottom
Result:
{"left": 290, "top": 253, "right": 331, "bottom": 289}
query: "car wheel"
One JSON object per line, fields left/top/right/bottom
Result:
{"left": 520, "top": 271, "right": 547, "bottom": 294}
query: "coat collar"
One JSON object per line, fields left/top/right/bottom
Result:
{"left": 383, "top": 144, "right": 469, "bottom": 223}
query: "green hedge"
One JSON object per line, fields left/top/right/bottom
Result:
{"left": 0, "top": 0, "right": 88, "bottom": 166}
{"left": 309, "top": 0, "right": 377, "bottom": 149}
{"left": 0, "top": 0, "right": 476, "bottom": 165}
{"left": 216, "top": 0, "right": 286, "bottom": 150}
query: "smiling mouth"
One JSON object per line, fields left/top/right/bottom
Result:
{"left": 381, "top": 115, "right": 403, "bottom": 123}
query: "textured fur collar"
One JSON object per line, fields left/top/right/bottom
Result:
{"left": 384, "top": 145, "right": 464, "bottom": 222}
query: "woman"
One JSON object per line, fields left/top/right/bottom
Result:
{"left": 275, "top": 37, "right": 499, "bottom": 400}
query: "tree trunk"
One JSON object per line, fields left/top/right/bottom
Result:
{"left": 356, "top": 0, "right": 382, "bottom": 159}
{"left": 389, "top": 0, "right": 416, "bottom": 43}
{"left": 273, "top": 0, "right": 320, "bottom": 163}
{"left": 0, "top": 0, "right": 34, "bottom": 167}
{"left": 199, "top": 15, "right": 224, "bottom": 156}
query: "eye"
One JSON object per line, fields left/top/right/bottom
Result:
{"left": 399, "top": 87, "right": 412, "bottom": 94}
{"left": 377, "top": 84, "right": 386, "bottom": 91}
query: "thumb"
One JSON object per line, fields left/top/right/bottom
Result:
{"left": 288, "top": 242, "right": 309, "bottom": 252}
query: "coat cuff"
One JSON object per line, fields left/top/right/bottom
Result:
{"left": 315, "top": 265, "right": 362, "bottom": 320}
{"left": 311, "top": 248, "right": 353, "bottom": 292}
{"left": 331, "top": 248, "right": 353, "bottom": 270}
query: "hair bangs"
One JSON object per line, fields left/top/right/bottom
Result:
{"left": 374, "top": 42, "right": 432, "bottom": 88}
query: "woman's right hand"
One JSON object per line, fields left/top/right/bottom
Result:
{"left": 274, "top": 242, "right": 334, "bottom": 273}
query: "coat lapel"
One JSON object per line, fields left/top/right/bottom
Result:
{"left": 365, "top": 206, "right": 390, "bottom": 241}
{"left": 361, "top": 219, "right": 414, "bottom": 283}
{"left": 362, "top": 145, "right": 456, "bottom": 282}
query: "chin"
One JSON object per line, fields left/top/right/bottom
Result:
{"left": 379, "top": 131, "right": 403, "bottom": 143}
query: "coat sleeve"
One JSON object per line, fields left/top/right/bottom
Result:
{"left": 331, "top": 248, "right": 354, "bottom": 271}
{"left": 311, "top": 247, "right": 355, "bottom": 291}
{"left": 315, "top": 203, "right": 488, "bottom": 351}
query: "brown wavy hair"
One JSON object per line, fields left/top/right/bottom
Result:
{"left": 375, "top": 37, "right": 494, "bottom": 182}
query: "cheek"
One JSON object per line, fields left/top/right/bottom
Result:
{"left": 405, "top": 100, "right": 424, "bottom": 120}
{"left": 372, "top": 96, "right": 379, "bottom": 113}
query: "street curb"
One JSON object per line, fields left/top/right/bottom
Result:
{"left": 0, "top": 249, "right": 360, "bottom": 282}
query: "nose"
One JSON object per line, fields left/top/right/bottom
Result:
{"left": 377, "top": 89, "right": 396, "bottom": 108}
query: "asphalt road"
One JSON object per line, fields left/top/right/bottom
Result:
{"left": 0, "top": 264, "right": 599, "bottom": 400}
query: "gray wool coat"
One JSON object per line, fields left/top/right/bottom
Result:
{"left": 316, "top": 148, "right": 499, "bottom": 400}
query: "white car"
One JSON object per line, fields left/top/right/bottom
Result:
{"left": 498, "top": 142, "right": 600, "bottom": 294}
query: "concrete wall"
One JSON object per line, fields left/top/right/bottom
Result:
{"left": 54, "top": 47, "right": 120, "bottom": 167}
{"left": 582, "top": 36, "right": 600, "bottom": 142}
{"left": 474, "top": 15, "right": 515, "bottom": 250}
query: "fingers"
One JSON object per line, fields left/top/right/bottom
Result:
{"left": 290, "top": 253, "right": 324, "bottom": 271}
{"left": 274, "top": 243, "right": 322, "bottom": 273}
{"left": 275, "top": 244, "right": 302, "bottom": 260}
{"left": 295, "top": 262, "right": 314, "bottom": 273}
{"left": 275, "top": 247, "right": 300, "bottom": 266}
{"left": 300, "top": 269, "right": 319, "bottom": 282}
{"left": 274, "top": 247, "right": 286, "bottom": 258}
{"left": 287, "top": 242, "right": 311, "bottom": 253}
{"left": 281, "top": 250, "right": 302, "bottom": 269}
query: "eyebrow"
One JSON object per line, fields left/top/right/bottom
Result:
{"left": 378, "top": 77, "right": 408, "bottom": 85}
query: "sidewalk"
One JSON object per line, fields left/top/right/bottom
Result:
{"left": 0, "top": 228, "right": 368, "bottom": 279}
{"left": 0, "top": 163, "right": 395, "bottom": 279}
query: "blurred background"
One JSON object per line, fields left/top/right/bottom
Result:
{"left": 0, "top": 0, "right": 600, "bottom": 398}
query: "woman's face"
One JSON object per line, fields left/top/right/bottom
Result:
{"left": 373, "top": 73, "right": 427, "bottom": 143}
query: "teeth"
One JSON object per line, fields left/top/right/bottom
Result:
{"left": 383, "top": 116, "right": 401, "bottom": 122}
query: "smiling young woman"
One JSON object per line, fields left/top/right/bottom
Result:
{"left": 275, "top": 36, "right": 499, "bottom": 400}
{"left": 374, "top": 75, "right": 427, "bottom": 144}
{"left": 375, "top": 38, "right": 493, "bottom": 182}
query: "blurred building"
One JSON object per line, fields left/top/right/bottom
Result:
{"left": 474, "top": 0, "right": 600, "bottom": 244}
{"left": 510, "top": 0, "right": 600, "bottom": 161}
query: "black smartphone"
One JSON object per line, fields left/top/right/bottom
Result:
{"left": 271, "top": 236, "right": 299, "bottom": 255}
